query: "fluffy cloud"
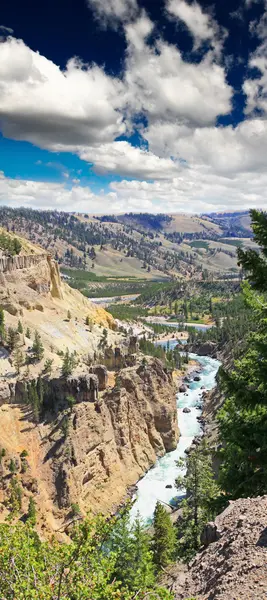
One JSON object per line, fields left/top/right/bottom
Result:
{"left": 0, "top": 23, "right": 232, "bottom": 151}
{"left": 0, "top": 37, "right": 126, "bottom": 148}
{"left": 78, "top": 141, "right": 180, "bottom": 179}
{"left": 243, "top": 0, "right": 267, "bottom": 115}
{"left": 145, "top": 118, "right": 267, "bottom": 175}
{"left": 166, "top": 0, "right": 225, "bottom": 52}
{"left": 110, "top": 169, "right": 267, "bottom": 213}
{"left": 0, "top": 172, "right": 157, "bottom": 213}
{"left": 86, "top": 0, "right": 138, "bottom": 25}
{"left": 124, "top": 14, "right": 232, "bottom": 126}
{"left": 2, "top": 10, "right": 267, "bottom": 214}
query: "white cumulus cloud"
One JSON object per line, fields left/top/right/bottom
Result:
{"left": 78, "top": 141, "right": 181, "bottom": 179}
{"left": 86, "top": 0, "right": 138, "bottom": 26}
{"left": 166, "top": 0, "right": 226, "bottom": 53}
{"left": 124, "top": 14, "right": 232, "bottom": 126}
{"left": 0, "top": 37, "right": 126, "bottom": 148}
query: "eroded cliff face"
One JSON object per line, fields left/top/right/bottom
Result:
{"left": 44, "top": 357, "right": 179, "bottom": 515}
{"left": 0, "top": 358, "right": 179, "bottom": 529}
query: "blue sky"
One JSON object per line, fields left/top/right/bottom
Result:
{"left": 0, "top": 0, "right": 267, "bottom": 213}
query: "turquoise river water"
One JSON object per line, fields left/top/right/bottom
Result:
{"left": 130, "top": 350, "right": 221, "bottom": 524}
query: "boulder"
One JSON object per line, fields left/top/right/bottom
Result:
{"left": 165, "top": 484, "right": 173, "bottom": 489}
{"left": 197, "top": 341, "right": 217, "bottom": 356}
{"left": 201, "top": 521, "right": 221, "bottom": 546}
{"left": 179, "top": 384, "right": 187, "bottom": 393}
{"left": 183, "top": 407, "right": 191, "bottom": 413}
{"left": 194, "top": 375, "right": 201, "bottom": 382}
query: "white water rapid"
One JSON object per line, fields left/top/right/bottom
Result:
{"left": 130, "top": 350, "right": 221, "bottom": 524}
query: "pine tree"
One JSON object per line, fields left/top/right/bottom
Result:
{"left": 14, "top": 348, "right": 24, "bottom": 374}
{"left": 110, "top": 511, "right": 155, "bottom": 592}
{"left": 32, "top": 331, "right": 44, "bottom": 361}
{"left": 9, "top": 459, "right": 16, "bottom": 474}
{"left": 27, "top": 381, "right": 40, "bottom": 422}
{"left": 152, "top": 502, "right": 176, "bottom": 570}
{"left": 27, "top": 497, "right": 37, "bottom": 525}
{"left": 25, "top": 327, "right": 31, "bottom": 339}
{"left": 7, "top": 327, "right": 19, "bottom": 351}
{"left": 176, "top": 442, "right": 219, "bottom": 561}
{"left": 9, "top": 477, "right": 22, "bottom": 514}
{"left": 183, "top": 301, "right": 188, "bottom": 321}
{"left": 100, "top": 328, "right": 108, "bottom": 349}
{"left": 61, "top": 349, "right": 77, "bottom": 377}
{"left": 17, "top": 320, "right": 23, "bottom": 334}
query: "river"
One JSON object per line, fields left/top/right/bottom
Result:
{"left": 130, "top": 350, "right": 221, "bottom": 524}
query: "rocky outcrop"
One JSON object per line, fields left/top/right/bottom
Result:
{"left": 89, "top": 365, "right": 108, "bottom": 391}
{"left": 171, "top": 495, "right": 267, "bottom": 600}
{"left": 14, "top": 374, "right": 99, "bottom": 407}
{"left": 45, "top": 357, "right": 179, "bottom": 514}
{"left": 186, "top": 341, "right": 217, "bottom": 357}
{"left": 47, "top": 255, "right": 63, "bottom": 299}
{"left": 0, "top": 253, "right": 47, "bottom": 274}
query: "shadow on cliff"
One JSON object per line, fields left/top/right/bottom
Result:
{"left": 257, "top": 527, "right": 267, "bottom": 547}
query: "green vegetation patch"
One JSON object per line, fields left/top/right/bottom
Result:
{"left": 0, "top": 232, "right": 22, "bottom": 256}
{"left": 220, "top": 238, "right": 243, "bottom": 247}
{"left": 108, "top": 304, "right": 149, "bottom": 321}
{"left": 189, "top": 240, "right": 209, "bottom": 250}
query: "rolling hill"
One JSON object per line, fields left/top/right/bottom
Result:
{"left": 0, "top": 208, "right": 255, "bottom": 286}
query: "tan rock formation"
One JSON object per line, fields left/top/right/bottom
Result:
{"left": 0, "top": 242, "right": 116, "bottom": 365}
{"left": 42, "top": 357, "right": 178, "bottom": 515}
{"left": 0, "top": 358, "right": 179, "bottom": 530}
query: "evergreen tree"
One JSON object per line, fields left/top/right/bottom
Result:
{"left": 27, "top": 497, "right": 37, "bottom": 525}
{"left": 7, "top": 327, "right": 19, "bottom": 351}
{"left": 17, "top": 320, "right": 23, "bottom": 334}
{"left": 32, "top": 331, "right": 44, "bottom": 361}
{"left": 61, "top": 349, "right": 77, "bottom": 377}
{"left": 110, "top": 510, "right": 155, "bottom": 592}
{"left": 27, "top": 381, "right": 40, "bottom": 422}
{"left": 152, "top": 502, "right": 176, "bottom": 570}
{"left": 9, "top": 459, "right": 17, "bottom": 474}
{"left": 183, "top": 301, "right": 188, "bottom": 321}
{"left": 25, "top": 327, "right": 31, "bottom": 339}
{"left": 176, "top": 442, "right": 219, "bottom": 561}
{"left": 14, "top": 347, "right": 24, "bottom": 374}
{"left": 100, "top": 328, "right": 108, "bottom": 349}
{"left": 218, "top": 210, "right": 267, "bottom": 498}
{"left": 9, "top": 477, "right": 22, "bottom": 514}
{"left": 43, "top": 358, "right": 53, "bottom": 375}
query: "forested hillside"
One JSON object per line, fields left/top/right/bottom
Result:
{"left": 0, "top": 207, "right": 255, "bottom": 281}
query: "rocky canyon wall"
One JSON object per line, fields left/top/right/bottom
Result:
{"left": 0, "top": 358, "right": 179, "bottom": 524}
{"left": 45, "top": 357, "right": 179, "bottom": 514}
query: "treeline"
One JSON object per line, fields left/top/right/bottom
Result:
{"left": 188, "top": 294, "right": 255, "bottom": 356}
{"left": 139, "top": 336, "right": 188, "bottom": 369}
{"left": 217, "top": 209, "right": 267, "bottom": 499}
